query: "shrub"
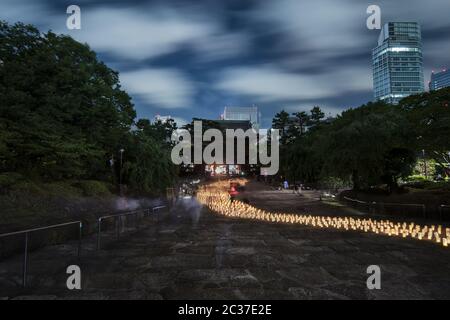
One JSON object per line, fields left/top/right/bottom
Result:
{"left": 74, "top": 180, "right": 112, "bottom": 197}
{"left": 0, "top": 172, "right": 25, "bottom": 190}
{"left": 423, "top": 181, "right": 450, "bottom": 191}
{"left": 404, "top": 175, "right": 429, "bottom": 182}
{"left": 11, "top": 181, "right": 46, "bottom": 195}
{"left": 43, "top": 182, "right": 82, "bottom": 197}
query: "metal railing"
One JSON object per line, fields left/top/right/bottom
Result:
{"left": 379, "top": 202, "right": 426, "bottom": 218}
{"left": 343, "top": 196, "right": 368, "bottom": 205}
{"left": 0, "top": 221, "right": 83, "bottom": 287}
{"left": 151, "top": 205, "right": 167, "bottom": 222}
{"left": 97, "top": 208, "right": 148, "bottom": 250}
{"left": 97, "top": 205, "right": 167, "bottom": 250}
{"left": 345, "top": 197, "right": 450, "bottom": 222}
{"left": 343, "top": 196, "right": 372, "bottom": 212}
{"left": 343, "top": 197, "right": 427, "bottom": 218}
{"left": 0, "top": 205, "right": 170, "bottom": 287}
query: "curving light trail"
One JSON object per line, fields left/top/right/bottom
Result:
{"left": 197, "top": 180, "right": 449, "bottom": 248}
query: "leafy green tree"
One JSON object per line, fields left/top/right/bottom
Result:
{"left": 309, "top": 106, "right": 325, "bottom": 127}
{"left": 274, "top": 107, "right": 328, "bottom": 183}
{"left": 321, "top": 102, "right": 415, "bottom": 191}
{"left": 272, "top": 110, "right": 290, "bottom": 144}
{"left": 137, "top": 118, "right": 177, "bottom": 147}
{"left": 123, "top": 131, "right": 176, "bottom": 194}
{"left": 274, "top": 89, "right": 450, "bottom": 191}
{"left": 0, "top": 21, "right": 178, "bottom": 194}
{"left": 401, "top": 87, "right": 450, "bottom": 173}
{"left": 293, "top": 111, "right": 310, "bottom": 136}
{"left": 285, "top": 111, "right": 310, "bottom": 144}
{"left": 0, "top": 21, "right": 135, "bottom": 180}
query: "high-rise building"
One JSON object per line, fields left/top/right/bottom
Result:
{"left": 372, "top": 22, "right": 424, "bottom": 104}
{"left": 430, "top": 69, "right": 450, "bottom": 91}
{"left": 154, "top": 115, "right": 173, "bottom": 123}
{"left": 223, "top": 106, "right": 260, "bottom": 130}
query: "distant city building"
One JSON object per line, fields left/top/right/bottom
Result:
{"left": 223, "top": 106, "right": 260, "bottom": 130}
{"left": 430, "top": 69, "right": 450, "bottom": 91}
{"left": 200, "top": 120, "right": 253, "bottom": 177}
{"left": 373, "top": 22, "right": 424, "bottom": 104}
{"left": 154, "top": 115, "right": 173, "bottom": 123}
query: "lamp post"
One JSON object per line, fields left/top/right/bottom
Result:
{"left": 119, "top": 149, "right": 125, "bottom": 193}
{"left": 422, "top": 149, "right": 428, "bottom": 180}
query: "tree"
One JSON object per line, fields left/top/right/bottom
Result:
{"left": 0, "top": 21, "right": 178, "bottom": 194}
{"left": 272, "top": 110, "right": 290, "bottom": 144}
{"left": 123, "top": 131, "right": 177, "bottom": 194}
{"left": 293, "top": 111, "right": 310, "bottom": 136}
{"left": 309, "top": 106, "right": 325, "bottom": 127}
{"left": 274, "top": 89, "right": 450, "bottom": 192}
{"left": 136, "top": 118, "right": 177, "bottom": 148}
{"left": 273, "top": 107, "right": 328, "bottom": 183}
{"left": 401, "top": 87, "right": 450, "bottom": 175}
{"left": 0, "top": 21, "right": 136, "bottom": 180}
{"left": 321, "top": 102, "right": 415, "bottom": 191}
{"left": 285, "top": 111, "right": 310, "bottom": 144}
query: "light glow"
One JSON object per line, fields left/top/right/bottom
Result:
{"left": 197, "top": 180, "right": 450, "bottom": 249}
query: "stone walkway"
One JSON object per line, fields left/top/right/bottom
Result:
{"left": 1, "top": 193, "right": 450, "bottom": 300}
{"left": 241, "top": 180, "right": 363, "bottom": 217}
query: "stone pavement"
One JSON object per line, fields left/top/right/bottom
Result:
{"left": 1, "top": 195, "right": 450, "bottom": 300}
{"left": 241, "top": 180, "right": 363, "bottom": 217}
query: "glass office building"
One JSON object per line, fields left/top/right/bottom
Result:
{"left": 223, "top": 106, "right": 260, "bottom": 130}
{"left": 430, "top": 69, "right": 450, "bottom": 91}
{"left": 373, "top": 22, "right": 424, "bottom": 104}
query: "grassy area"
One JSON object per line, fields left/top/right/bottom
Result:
{"left": 0, "top": 173, "right": 117, "bottom": 232}
{"left": 403, "top": 180, "right": 450, "bottom": 192}
{"left": 341, "top": 183, "right": 450, "bottom": 221}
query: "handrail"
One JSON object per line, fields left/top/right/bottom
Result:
{"left": 97, "top": 205, "right": 167, "bottom": 250}
{"left": 343, "top": 196, "right": 368, "bottom": 204}
{"left": 0, "top": 221, "right": 83, "bottom": 287}
{"left": 380, "top": 202, "right": 426, "bottom": 218}
{"left": 152, "top": 205, "right": 167, "bottom": 212}
{"left": 0, "top": 221, "right": 82, "bottom": 238}
{"left": 98, "top": 209, "right": 144, "bottom": 221}
{"left": 381, "top": 202, "right": 425, "bottom": 207}
{"left": 97, "top": 208, "right": 149, "bottom": 250}
{"left": 0, "top": 205, "right": 170, "bottom": 287}
{"left": 343, "top": 197, "right": 431, "bottom": 219}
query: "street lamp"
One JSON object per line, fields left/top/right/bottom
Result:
{"left": 119, "top": 148, "right": 125, "bottom": 187}
{"left": 422, "top": 149, "right": 428, "bottom": 180}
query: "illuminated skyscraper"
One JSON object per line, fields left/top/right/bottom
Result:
{"left": 430, "top": 69, "right": 450, "bottom": 91}
{"left": 373, "top": 22, "right": 424, "bottom": 104}
{"left": 223, "top": 106, "right": 260, "bottom": 129}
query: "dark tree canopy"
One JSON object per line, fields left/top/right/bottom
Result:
{"left": 0, "top": 21, "right": 177, "bottom": 194}
{"left": 272, "top": 89, "right": 450, "bottom": 192}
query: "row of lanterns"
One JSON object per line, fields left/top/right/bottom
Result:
{"left": 197, "top": 180, "right": 449, "bottom": 248}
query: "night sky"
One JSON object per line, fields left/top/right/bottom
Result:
{"left": 1, "top": 0, "right": 449, "bottom": 127}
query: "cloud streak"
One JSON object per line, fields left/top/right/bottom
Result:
{"left": 120, "top": 68, "right": 195, "bottom": 109}
{"left": 0, "top": 0, "right": 449, "bottom": 127}
{"left": 215, "top": 65, "right": 371, "bottom": 103}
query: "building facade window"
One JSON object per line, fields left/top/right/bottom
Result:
{"left": 372, "top": 22, "right": 424, "bottom": 104}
